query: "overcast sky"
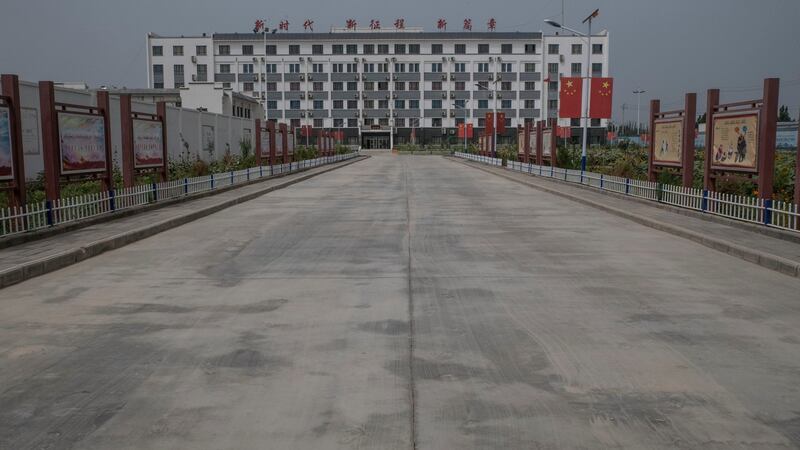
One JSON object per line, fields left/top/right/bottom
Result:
{"left": 1, "top": 0, "right": 799, "bottom": 122}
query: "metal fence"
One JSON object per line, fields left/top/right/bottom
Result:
{"left": 455, "top": 152, "right": 799, "bottom": 233}
{"left": 0, "top": 153, "right": 360, "bottom": 238}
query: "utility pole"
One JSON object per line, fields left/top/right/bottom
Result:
{"left": 621, "top": 103, "right": 627, "bottom": 135}
{"left": 633, "top": 89, "right": 646, "bottom": 134}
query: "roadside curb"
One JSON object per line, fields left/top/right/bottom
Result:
{"left": 0, "top": 156, "right": 368, "bottom": 289}
{"left": 450, "top": 157, "right": 800, "bottom": 279}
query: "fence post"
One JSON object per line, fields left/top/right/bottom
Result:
{"left": 109, "top": 189, "right": 116, "bottom": 211}
{"left": 764, "top": 199, "right": 773, "bottom": 226}
{"left": 184, "top": 178, "right": 189, "bottom": 195}
{"left": 625, "top": 178, "right": 630, "bottom": 195}
{"left": 152, "top": 182, "right": 158, "bottom": 202}
{"left": 581, "top": 171, "right": 584, "bottom": 184}
{"left": 45, "top": 200, "right": 53, "bottom": 226}
{"left": 260, "top": 165, "right": 263, "bottom": 178}
{"left": 246, "top": 168, "right": 250, "bottom": 182}
{"left": 656, "top": 183, "right": 663, "bottom": 202}
{"left": 210, "top": 173, "right": 215, "bottom": 189}
{"left": 230, "top": 171, "right": 234, "bottom": 185}
{"left": 701, "top": 189, "right": 708, "bottom": 212}
{"left": 600, "top": 174, "right": 604, "bottom": 190}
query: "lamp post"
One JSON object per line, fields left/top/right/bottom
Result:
{"left": 545, "top": 8, "right": 599, "bottom": 172}
{"left": 474, "top": 80, "right": 499, "bottom": 157}
{"left": 453, "top": 99, "right": 470, "bottom": 151}
{"left": 633, "top": 89, "right": 646, "bottom": 134}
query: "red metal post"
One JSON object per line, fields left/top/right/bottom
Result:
{"left": 119, "top": 94, "right": 135, "bottom": 188}
{"left": 280, "top": 123, "right": 289, "bottom": 164}
{"left": 95, "top": 90, "right": 114, "bottom": 192}
{"left": 682, "top": 93, "right": 697, "bottom": 188}
{"left": 254, "top": 118, "right": 262, "bottom": 167}
{"left": 757, "top": 78, "right": 779, "bottom": 200}
{"left": 648, "top": 99, "right": 660, "bottom": 182}
{"left": 268, "top": 121, "right": 276, "bottom": 166}
{"left": 536, "top": 120, "right": 543, "bottom": 165}
{"left": 38, "top": 81, "right": 60, "bottom": 201}
{"left": 156, "top": 101, "right": 169, "bottom": 181}
{"left": 1, "top": 74, "right": 26, "bottom": 206}
{"left": 704, "top": 89, "right": 720, "bottom": 191}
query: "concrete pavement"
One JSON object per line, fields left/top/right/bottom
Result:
{"left": 1, "top": 154, "right": 800, "bottom": 449}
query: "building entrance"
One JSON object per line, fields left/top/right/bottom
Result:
{"left": 362, "top": 133, "right": 391, "bottom": 150}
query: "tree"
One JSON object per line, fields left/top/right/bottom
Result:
{"left": 697, "top": 113, "right": 706, "bottom": 124}
{"left": 778, "top": 105, "right": 793, "bottom": 122}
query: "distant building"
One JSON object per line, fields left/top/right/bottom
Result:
{"left": 146, "top": 27, "right": 609, "bottom": 148}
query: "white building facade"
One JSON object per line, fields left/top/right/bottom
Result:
{"left": 146, "top": 29, "right": 609, "bottom": 148}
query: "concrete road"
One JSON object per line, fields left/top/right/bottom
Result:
{"left": 1, "top": 154, "right": 800, "bottom": 449}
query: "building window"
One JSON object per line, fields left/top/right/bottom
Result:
{"left": 363, "top": 81, "right": 374, "bottom": 91}
{"left": 501, "top": 81, "right": 511, "bottom": 91}
{"left": 312, "top": 44, "right": 323, "bottom": 55}
{"left": 394, "top": 44, "right": 406, "bottom": 54}
{"left": 394, "top": 63, "right": 406, "bottom": 73}
{"left": 432, "top": 118, "right": 442, "bottom": 127}
{"left": 312, "top": 63, "right": 324, "bottom": 73}
{"left": 266, "top": 82, "right": 277, "bottom": 91}
{"left": 333, "top": 100, "right": 344, "bottom": 109}
{"left": 363, "top": 44, "right": 374, "bottom": 55}
{"left": 432, "top": 81, "right": 442, "bottom": 91}
{"left": 378, "top": 99, "right": 389, "bottom": 109}
{"left": 524, "top": 44, "right": 536, "bottom": 54}
{"left": 243, "top": 45, "right": 254, "bottom": 55}
{"left": 364, "top": 100, "right": 374, "bottom": 109}
{"left": 173, "top": 45, "right": 184, "bottom": 56}
{"left": 409, "top": 81, "right": 419, "bottom": 90}
{"left": 313, "top": 81, "right": 323, "bottom": 91}
{"left": 455, "top": 99, "right": 466, "bottom": 109}
{"left": 395, "top": 81, "right": 405, "bottom": 91}
{"left": 290, "top": 100, "right": 300, "bottom": 109}
{"left": 591, "top": 118, "right": 601, "bottom": 127}
{"left": 478, "top": 100, "right": 489, "bottom": 109}
{"left": 477, "top": 63, "right": 489, "bottom": 73}
{"left": 378, "top": 44, "right": 389, "bottom": 54}
{"left": 152, "top": 46, "right": 163, "bottom": 56}
{"left": 395, "top": 118, "right": 405, "bottom": 127}
{"left": 377, "top": 63, "right": 388, "bottom": 73}
{"left": 379, "top": 118, "right": 389, "bottom": 126}
{"left": 455, "top": 44, "right": 466, "bottom": 54}
{"left": 290, "top": 82, "right": 300, "bottom": 91}
{"left": 524, "top": 81, "right": 536, "bottom": 91}
{"left": 332, "top": 63, "right": 343, "bottom": 73}
{"left": 243, "top": 82, "right": 254, "bottom": 91}
{"left": 346, "top": 44, "right": 358, "bottom": 55}
{"left": 333, "top": 82, "right": 343, "bottom": 91}
{"left": 548, "top": 63, "right": 559, "bottom": 74}
{"left": 409, "top": 100, "right": 419, "bottom": 109}
{"left": 478, "top": 44, "right": 489, "bottom": 54}
{"left": 196, "top": 64, "right": 207, "bottom": 82}
{"left": 592, "top": 63, "right": 603, "bottom": 77}
{"left": 592, "top": 43, "right": 603, "bottom": 55}
{"left": 430, "top": 63, "right": 442, "bottom": 73}
{"left": 241, "top": 63, "right": 254, "bottom": 74}
{"left": 409, "top": 44, "right": 420, "bottom": 54}
{"left": 454, "top": 63, "right": 466, "bottom": 73}
{"left": 432, "top": 99, "right": 442, "bottom": 109}
{"left": 501, "top": 44, "right": 513, "bottom": 54}
{"left": 267, "top": 100, "right": 277, "bottom": 110}
{"left": 571, "top": 118, "right": 580, "bottom": 126}
{"left": 348, "top": 118, "right": 358, "bottom": 127}
{"left": 571, "top": 44, "right": 582, "bottom": 55}
{"left": 173, "top": 65, "right": 184, "bottom": 88}
{"left": 288, "top": 63, "right": 300, "bottom": 73}
{"left": 332, "top": 44, "right": 344, "bottom": 55}
{"left": 219, "top": 45, "right": 230, "bottom": 55}
{"left": 334, "top": 118, "right": 344, "bottom": 127}
{"left": 363, "top": 63, "right": 374, "bottom": 73}
{"left": 289, "top": 45, "right": 300, "bottom": 55}
{"left": 408, "top": 63, "right": 419, "bottom": 73}
{"left": 524, "top": 63, "right": 536, "bottom": 72}
{"left": 195, "top": 45, "right": 207, "bottom": 56}
{"left": 314, "top": 119, "right": 324, "bottom": 127}
{"left": 548, "top": 99, "right": 558, "bottom": 109}
{"left": 501, "top": 63, "right": 513, "bottom": 73}
{"left": 266, "top": 45, "right": 277, "bottom": 55}
{"left": 455, "top": 81, "right": 465, "bottom": 91}
{"left": 501, "top": 100, "right": 512, "bottom": 109}
{"left": 525, "top": 100, "right": 536, "bottom": 109}
{"left": 220, "top": 64, "right": 230, "bottom": 73}
{"left": 347, "top": 81, "right": 358, "bottom": 91}
{"left": 347, "top": 63, "right": 358, "bottom": 73}
{"left": 431, "top": 44, "right": 443, "bottom": 55}
{"left": 377, "top": 82, "right": 388, "bottom": 90}
{"left": 265, "top": 64, "right": 277, "bottom": 73}
{"left": 547, "top": 44, "right": 559, "bottom": 55}
{"left": 291, "top": 119, "right": 301, "bottom": 128}
{"left": 313, "top": 100, "right": 324, "bottom": 110}
{"left": 571, "top": 63, "right": 582, "bottom": 76}
{"left": 476, "top": 81, "right": 488, "bottom": 90}
{"left": 395, "top": 100, "right": 405, "bottom": 109}
{"left": 347, "top": 100, "right": 358, "bottom": 109}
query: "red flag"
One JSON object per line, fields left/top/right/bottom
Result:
{"left": 457, "top": 123, "right": 465, "bottom": 138}
{"left": 607, "top": 131, "right": 617, "bottom": 141}
{"left": 485, "top": 112, "right": 494, "bottom": 133}
{"left": 559, "top": 77, "right": 582, "bottom": 118}
{"left": 496, "top": 112, "right": 506, "bottom": 134}
{"left": 466, "top": 123, "right": 474, "bottom": 138}
{"left": 557, "top": 126, "right": 571, "bottom": 139}
{"left": 590, "top": 77, "right": 613, "bottom": 119}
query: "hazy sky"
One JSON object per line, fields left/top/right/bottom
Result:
{"left": 1, "top": 0, "right": 799, "bottom": 121}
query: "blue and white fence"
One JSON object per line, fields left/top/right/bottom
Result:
{"left": 455, "top": 152, "right": 799, "bottom": 233}
{"left": 0, "top": 152, "right": 359, "bottom": 238}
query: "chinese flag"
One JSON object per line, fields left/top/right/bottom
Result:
{"left": 590, "top": 77, "right": 613, "bottom": 119}
{"left": 496, "top": 112, "right": 506, "bottom": 134}
{"left": 458, "top": 123, "right": 465, "bottom": 138}
{"left": 485, "top": 112, "right": 494, "bottom": 133}
{"left": 466, "top": 123, "right": 474, "bottom": 138}
{"left": 559, "top": 77, "right": 582, "bottom": 118}
{"left": 557, "top": 126, "right": 571, "bottom": 139}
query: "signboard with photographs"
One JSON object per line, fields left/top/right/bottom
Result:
{"left": 529, "top": 131, "right": 538, "bottom": 156}
{"left": 202, "top": 125, "right": 215, "bottom": 156}
{"left": 542, "top": 129, "right": 552, "bottom": 157}
{"left": 0, "top": 106, "right": 13, "bottom": 180}
{"left": 260, "top": 129, "right": 271, "bottom": 157}
{"left": 58, "top": 112, "right": 107, "bottom": 175}
{"left": 275, "top": 131, "right": 284, "bottom": 155}
{"left": 652, "top": 118, "right": 683, "bottom": 166}
{"left": 132, "top": 119, "right": 164, "bottom": 168}
{"left": 287, "top": 132, "right": 295, "bottom": 154}
{"left": 21, "top": 107, "right": 40, "bottom": 155}
{"left": 710, "top": 111, "right": 759, "bottom": 171}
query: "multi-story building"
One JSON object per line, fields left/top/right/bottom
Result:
{"left": 146, "top": 28, "right": 609, "bottom": 148}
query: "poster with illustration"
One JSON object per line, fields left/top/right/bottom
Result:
{"left": 0, "top": 107, "right": 13, "bottom": 180}
{"left": 275, "top": 131, "right": 283, "bottom": 155}
{"left": 260, "top": 130, "right": 271, "bottom": 157}
{"left": 133, "top": 119, "right": 164, "bottom": 168}
{"left": 58, "top": 112, "right": 107, "bottom": 175}
{"left": 202, "top": 125, "right": 215, "bottom": 156}
{"left": 542, "top": 129, "right": 552, "bottom": 157}
{"left": 287, "top": 133, "right": 295, "bottom": 155}
{"left": 517, "top": 130, "right": 525, "bottom": 155}
{"left": 652, "top": 118, "right": 683, "bottom": 165}
{"left": 529, "top": 131, "right": 538, "bottom": 156}
{"left": 22, "top": 108, "right": 40, "bottom": 155}
{"left": 711, "top": 112, "right": 759, "bottom": 171}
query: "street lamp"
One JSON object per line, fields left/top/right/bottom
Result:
{"left": 633, "top": 89, "right": 646, "bottom": 135}
{"left": 545, "top": 8, "right": 599, "bottom": 172}
{"left": 474, "top": 80, "right": 499, "bottom": 157}
{"left": 453, "top": 99, "right": 470, "bottom": 152}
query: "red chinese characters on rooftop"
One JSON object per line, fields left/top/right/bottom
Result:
{"left": 280, "top": 20, "right": 290, "bottom": 31}
{"left": 346, "top": 19, "right": 357, "bottom": 30}
{"left": 253, "top": 19, "right": 265, "bottom": 33}
{"left": 303, "top": 19, "right": 314, "bottom": 31}
{"left": 437, "top": 18, "right": 447, "bottom": 31}
{"left": 394, "top": 18, "right": 405, "bottom": 30}
{"left": 463, "top": 18, "right": 472, "bottom": 31}
{"left": 369, "top": 19, "right": 381, "bottom": 30}
{"left": 487, "top": 18, "right": 496, "bottom": 31}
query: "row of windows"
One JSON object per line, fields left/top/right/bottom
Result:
{"left": 152, "top": 45, "right": 207, "bottom": 57}
{"left": 154, "top": 42, "right": 541, "bottom": 57}
{"left": 215, "top": 61, "right": 540, "bottom": 74}
{"left": 547, "top": 43, "right": 603, "bottom": 55}
{"left": 545, "top": 62, "right": 604, "bottom": 75}
{"left": 276, "top": 99, "right": 535, "bottom": 110}
{"left": 237, "top": 80, "right": 540, "bottom": 92}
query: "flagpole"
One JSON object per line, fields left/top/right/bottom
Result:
{"left": 580, "top": 16, "right": 591, "bottom": 172}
